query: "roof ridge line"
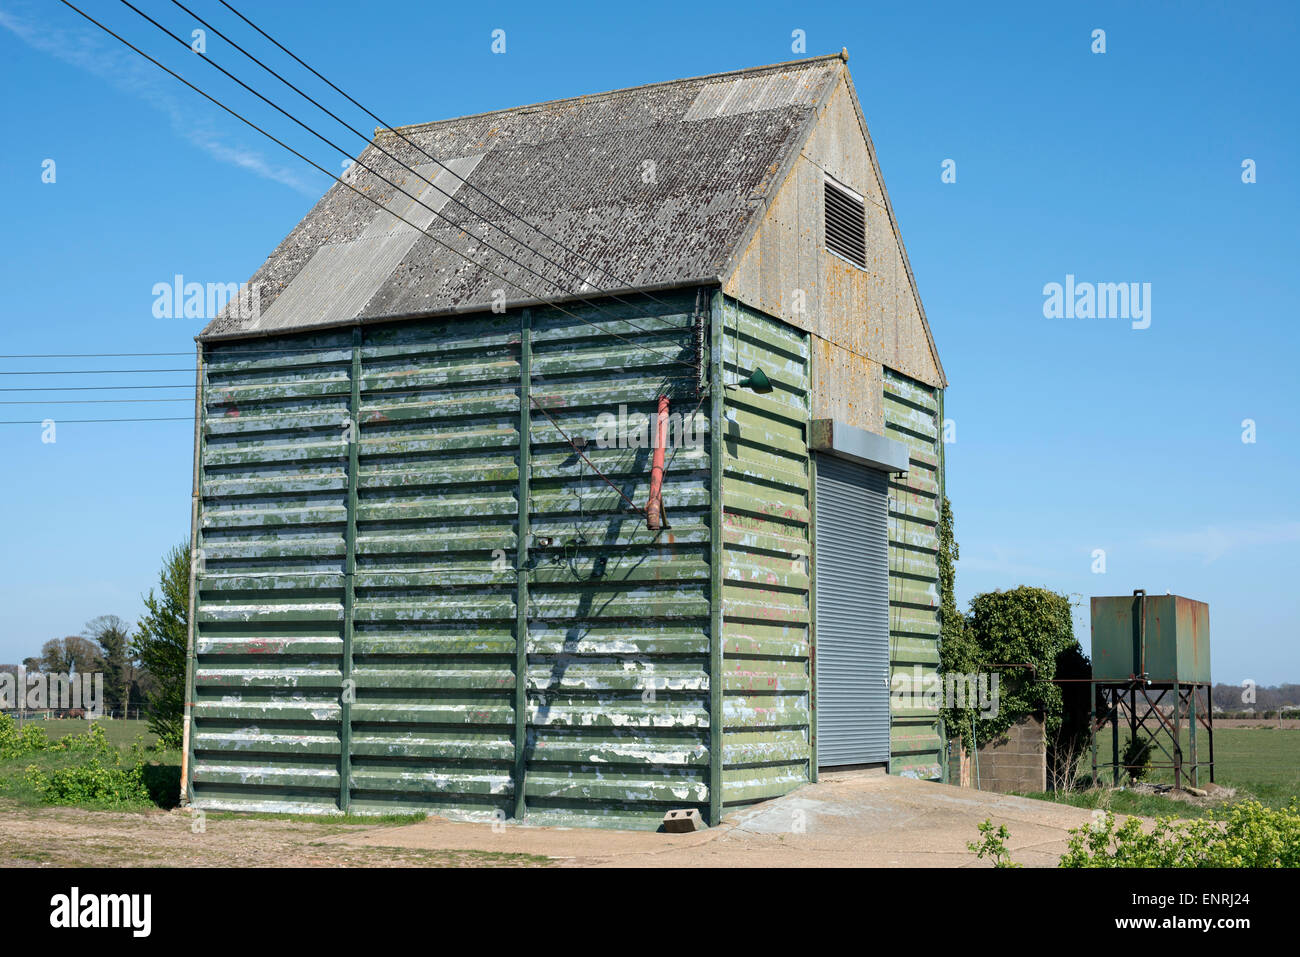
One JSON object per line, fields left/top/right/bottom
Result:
{"left": 374, "top": 52, "right": 847, "bottom": 138}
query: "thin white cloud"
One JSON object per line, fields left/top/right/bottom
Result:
{"left": 1142, "top": 521, "right": 1300, "bottom": 564}
{"left": 1, "top": 3, "right": 320, "bottom": 195}
{"left": 957, "top": 547, "right": 1056, "bottom": 581}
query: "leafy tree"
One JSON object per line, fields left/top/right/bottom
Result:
{"left": 936, "top": 501, "right": 1092, "bottom": 779}
{"left": 33, "top": 636, "right": 104, "bottom": 675}
{"left": 83, "top": 615, "right": 135, "bottom": 713}
{"left": 966, "top": 586, "right": 1077, "bottom": 744}
{"left": 131, "top": 543, "right": 190, "bottom": 748}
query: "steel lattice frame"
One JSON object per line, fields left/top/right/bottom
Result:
{"left": 1090, "top": 681, "right": 1214, "bottom": 790}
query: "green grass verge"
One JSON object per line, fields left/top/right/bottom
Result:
{"left": 0, "top": 717, "right": 178, "bottom": 811}
{"left": 1026, "top": 727, "right": 1300, "bottom": 819}
{"left": 1021, "top": 786, "right": 1217, "bottom": 819}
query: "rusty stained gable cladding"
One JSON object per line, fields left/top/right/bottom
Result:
{"left": 723, "top": 70, "right": 947, "bottom": 430}
{"left": 200, "top": 58, "right": 839, "bottom": 341}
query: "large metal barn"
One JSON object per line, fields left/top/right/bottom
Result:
{"left": 182, "top": 52, "right": 947, "bottom": 828}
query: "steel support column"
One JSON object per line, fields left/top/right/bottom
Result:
{"left": 708, "top": 290, "right": 725, "bottom": 827}
{"left": 179, "top": 342, "right": 205, "bottom": 807}
{"left": 339, "top": 325, "right": 361, "bottom": 812}
{"left": 513, "top": 308, "right": 532, "bottom": 820}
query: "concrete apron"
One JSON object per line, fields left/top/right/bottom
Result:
{"left": 326, "top": 771, "right": 1105, "bottom": 867}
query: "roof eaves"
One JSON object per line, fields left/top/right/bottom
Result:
{"left": 195, "top": 276, "right": 722, "bottom": 345}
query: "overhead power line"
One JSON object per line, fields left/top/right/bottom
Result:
{"left": 216, "top": 0, "right": 684, "bottom": 313}
{"left": 0, "top": 368, "right": 190, "bottom": 375}
{"left": 0, "top": 397, "right": 192, "bottom": 405}
{"left": 60, "top": 0, "right": 692, "bottom": 372}
{"left": 116, "top": 0, "right": 696, "bottom": 370}
{"left": 0, "top": 327, "right": 692, "bottom": 359}
{"left": 0, "top": 352, "right": 191, "bottom": 358}
{"left": 172, "top": 0, "right": 679, "bottom": 330}
{"left": 44, "top": 0, "right": 706, "bottom": 506}
{"left": 0, "top": 384, "right": 194, "bottom": 392}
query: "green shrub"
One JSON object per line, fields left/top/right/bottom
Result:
{"left": 0, "top": 715, "right": 52, "bottom": 760}
{"left": 968, "top": 819, "right": 1021, "bottom": 867}
{"left": 52, "top": 723, "right": 117, "bottom": 757}
{"left": 7, "top": 717, "right": 156, "bottom": 808}
{"left": 1121, "top": 734, "right": 1153, "bottom": 782}
{"left": 1060, "top": 801, "right": 1300, "bottom": 868}
{"left": 24, "top": 759, "right": 151, "bottom": 807}
{"left": 0, "top": 716, "right": 126, "bottom": 763}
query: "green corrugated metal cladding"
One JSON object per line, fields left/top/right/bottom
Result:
{"left": 184, "top": 289, "right": 944, "bottom": 826}
{"left": 883, "top": 369, "right": 944, "bottom": 780}
{"left": 189, "top": 291, "right": 711, "bottom": 826}
{"left": 717, "top": 297, "right": 813, "bottom": 808}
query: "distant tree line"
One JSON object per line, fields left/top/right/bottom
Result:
{"left": 1211, "top": 682, "right": 1300, "bottom": 713}
{"left": 5, "top": 542, "right": 190, "bottom": 747}
{"left": 15, "top": 616, "right": 149, "bottom": 715}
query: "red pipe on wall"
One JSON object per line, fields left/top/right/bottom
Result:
{"left": 646, "top": 394, "right": 669, "bottom": 529}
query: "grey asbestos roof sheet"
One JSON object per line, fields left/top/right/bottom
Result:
{"left": 200, "top": 55, "right": 841, "bottom": 340}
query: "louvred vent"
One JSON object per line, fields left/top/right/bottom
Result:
{"left": 825, "top": 179, "right": 866, "bottom": 268}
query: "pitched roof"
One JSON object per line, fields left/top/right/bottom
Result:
{"left": 200, "top": 55, "right": 844, "bottom": 340}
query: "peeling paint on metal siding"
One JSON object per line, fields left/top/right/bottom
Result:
{"left": 347, "top": 310, "right": 522, "bottom": 817}
{"left": 192, "top": 291, "right": 715, "bottom": 825}
{"left": 718, "top": 298, "right": 812, "bottom": 807}
{"left": 884, "top": 368, "right": 943, "bottom": 781}
{"left": 191, "top": 329, "right": 354, "bottom": 813}
{"left": 523, "top": 291, "right": 713, "bottom": 825}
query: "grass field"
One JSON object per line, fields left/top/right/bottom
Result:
{"left": 28, "top": 718, "right": 158, "bottom": 748}
{"left": 0, "top": 717, "right": 179, "bottom": 810}
{"left": 1025, "top": 727, "right": 1300, "bottom": 818}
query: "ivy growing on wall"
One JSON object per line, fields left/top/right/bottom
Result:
{"left": 937, "top": 496, "right": 978, "bottom": 744}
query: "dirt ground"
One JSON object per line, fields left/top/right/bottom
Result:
{"left": 0, "top": 801, "right": 549, "bottom": 868}
{"left": 0, "top": 772, "right": 1107, "bottom": 868}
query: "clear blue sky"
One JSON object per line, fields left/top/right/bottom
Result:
{"left": 1, "top": 0, "right": 1295, "bottom": 683}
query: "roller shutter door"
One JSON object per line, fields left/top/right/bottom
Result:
{"left": 814, "top": 454, "right": 890, "bottom": 766}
